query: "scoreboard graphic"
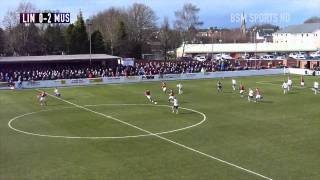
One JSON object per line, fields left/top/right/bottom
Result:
{"left": 20, "top": 13, "right": 70, "bottom": 23}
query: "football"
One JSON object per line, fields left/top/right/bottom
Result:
{"left": 154, "top": 102, "right": 157, "bottom": 104}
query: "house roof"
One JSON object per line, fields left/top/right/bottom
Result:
{"left": 275, "top": 23, "right": 320, "bottom": 34}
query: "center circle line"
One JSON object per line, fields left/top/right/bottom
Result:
{"left": 8, "top": 103, "right": 207, "bottom": 139}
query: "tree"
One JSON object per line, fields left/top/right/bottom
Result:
{"left": 43, "top": 25, "right": 66, "bottom": 55}
{"left": 159, "top": 17, "right": 171, "bottom": 60}
{"left": 91, "top": 30, "right": 105, "bottom": 53}
{"left": 0, "top": 28, "right": 4, "bottom": 55}
{"left": 127, "top": 3, "right": 157, "bottom": 58}
{"left": 64, "top": 11, "right": 89, "bottom": 54}
{"left": 3, "top": 2, "right": 36, "bottom": 29}
{"left": 3, "top": 2, "right": 39, "bottom": 56}
{"left": 72, "top": 11, "right": 89, "bottom": 54}
{"left": 304, "top": 16, "right": 320, "bottom": 23}
{"left": 24, "top": 23, "right": 44, "bottom": 55}
{"left": 174, "top": 3, "right": 203, "bottom": 57}
{"left": 90, "top": 7, "right": 126, "bottom": 55}
{"left": 114, "top": 20, "right": 129, "bottom": 56}
{"left": 65, "top": 24, "right": 75, "bottom": 54}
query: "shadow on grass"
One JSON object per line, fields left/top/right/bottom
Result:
{"left": 61, "top": 97, "right": 75, "bottom": 101}
{"left": 222, "top": 91, "right": 233, "bottom": 94}
{"left": 180, "top": 111, "right": 196, "bottom": 115}
{"left": 259, "top": 100, "right": 273, "bottom": 103}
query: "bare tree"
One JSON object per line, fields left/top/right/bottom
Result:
{"left": 127, "top": 3, "right": 157, "bottom": 43}
{"left": 174, "top": 3, "right": 203, "bottom": 57}
{"left": 3, "top": 2, "right": 36, "bottom": 29}
{"left": 2, "top": 2, "right": 39, "bottom": 55}
{"left": 91, "top": 7, "right": 126, "bottom": 55}
{"left": 126, "top": 3, "right": 157, "bottom": 58}
{"left": 159, "top": 17, "right": 170, "bottom": 60}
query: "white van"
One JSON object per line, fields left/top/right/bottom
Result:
{"left": 289, "top": 52, "right": 306, "bottom": 59}
{"left": 194, "top": 55, "right": 206, "bottom": 61}
{"left": 261, "top": 55, "right": 275, "bottom": 60}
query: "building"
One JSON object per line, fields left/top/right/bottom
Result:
{"left": 176, "top": 43, "right": 317, "bottom": 57}
{"left": 256, "top": 29, "right": 276, "bottom": 43}
{"left": 273, "top": 23, "right": 320, "bottom": 48}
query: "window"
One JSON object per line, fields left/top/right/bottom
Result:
{"left": 286, "top": 34, "right": 287, "bottom": 36}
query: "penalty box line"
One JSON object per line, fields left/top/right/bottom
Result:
{"left": 36, "top": 89, "right": 273, "bottom": 180}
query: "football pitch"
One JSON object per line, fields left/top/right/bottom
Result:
{"left": 1, "top": 75, "right": 320, "bottom": 180}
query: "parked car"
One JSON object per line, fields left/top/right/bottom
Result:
{"left": 261, "top": 55, "right": 275, "bottom": 60}
{"left": 276, "top": 55, "right": 286, "bottom": 60}
{"left": 214, "top": 53, "right": 233, "bottom": 60}
{"left": 249, "top": 55, "right": 260, "bottom": 60}
{"left": 310, "top": 51, "right": 320, "bottom": 58}
{"left": 289, "top": 52, "right": 306, "bottom": 60}
{"left": 194, "top": 55, "right": 206, "bottom": 62}
{"left": 241, "top": 53, "right": 249, "bottom": 60}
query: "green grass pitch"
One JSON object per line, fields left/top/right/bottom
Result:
{"left": 1, "top": 75, "right": 320, "bottom": 180}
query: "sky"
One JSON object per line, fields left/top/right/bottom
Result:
{"left": 0, "top": 0, "right": 319, "bottom": 29}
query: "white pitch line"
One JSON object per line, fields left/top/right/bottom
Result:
{"left": 256, "top": 81, "right": 310, "bottom": 90}
{"left": 8, "top": 104, "right": 206, "bottom": 139}
{"left": 36, "top": 89, "right": 273, "bottom": 180}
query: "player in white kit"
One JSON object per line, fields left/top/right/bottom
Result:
{"left": 172, "top": 97, "right": 179, "bottom": 114}
{"left": 313, "top": 81, "right": 319, "bottom": 94}
{"left": 282, "top": 82, "right": 288, "bottom": 94}
{"left": 248, "top": 88, "right": 254, "bottom": 102}
{"left": 287, "top": 77, "right": 292, "bottom": 91}
{"left": 176, "top": 83, "right": 183, "bottom": 94}
{"left": 54, "top": 88, "right": 61, "bottom": 97}
{"left": 232, "top": 79, "right": 237, "bottom": 91}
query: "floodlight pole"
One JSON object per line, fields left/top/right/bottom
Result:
{"left": 253, "top": 28, "right": 257, "bottom": 69}
{"left": 87, "top": 19, "right": 92, "bottom": 66}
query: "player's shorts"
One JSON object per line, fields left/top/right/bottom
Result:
{"left": 218, "top": 86, "right": 222, "bottom": 89}
{"left": 173, "top": 105, "right": 179, "bottom": 109}
{"left": 256, "top": 95, "right": 261, "bottom": 99}
{"left": 40, "top": 97, "right": 45, "bottom": 102}
{"left": 146, "top": 95, "right": 151, "bottom": 100}
{"left": 301, "top": 82, "right": 305, "bottom": 86}
{"left": 249, "top": 95, "right": 253, "bottom": 98}
{"left": 162, "top": 87, "right": 167, "bottom": 92}
{"left": 314, "top": 87, "right": 319, "bottom": 90}
{"left": 240, "top": 90, "right": 244, "bottom": 94}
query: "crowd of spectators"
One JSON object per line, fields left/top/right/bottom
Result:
{"left": 0, "top": 60, "right": 232, "bottom": 82}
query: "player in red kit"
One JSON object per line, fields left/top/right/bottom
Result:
{"left": 38, "top": 91, "right": 47, "bottom": 106}
{"left": 239, "top": 83, "right": 245, "bottom": 97}
{"left": 145, "top": 89, "right": 157, "bottom": 104}
{"left": 300, "top": 76, "right": 305, "bottom": 87}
